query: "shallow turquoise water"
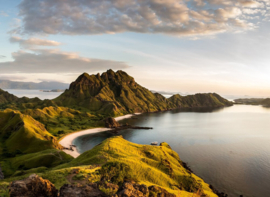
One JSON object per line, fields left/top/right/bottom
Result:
{"left": 74, "top": 105, "right": 270, "bottom": 197}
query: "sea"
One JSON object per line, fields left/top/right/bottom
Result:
{"left": 3, "top": 89, "right": 63, "bottom": 100}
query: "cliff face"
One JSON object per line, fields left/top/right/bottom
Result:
{"left": 55, "top": 70, "right": 233, "bottom": 116}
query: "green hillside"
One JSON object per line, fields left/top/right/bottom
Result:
{"left": 0, "top": 149, "right": 73, "bottom": 177}
{"left": 0, "top": 136, "right": 218, "bottom": 197}
{"left": 0, "top": 89, "right": 19, "bottom": 105}
{"left": 54, "top": 70, "right": 172, "bottom": 116}
{"left": 0, "top": 110, "right": 62, "bottom": 157}
{"left": 22, "top": 106, "right": 102, "bottom": 136}
{"left": 54, "top": 70, "right": 232, "bottom": 116}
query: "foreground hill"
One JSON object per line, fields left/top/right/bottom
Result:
{"left": 54, "top": 70, "right": 233, "bottom": 116}
{"left": 0, "top": 136, "right": 218, "bottom": 197}
{"left": 0, "top": 110, "right": 72, "bottom": 178}
{"left": 0, "top": 110, "right": 62, "bottom": 157}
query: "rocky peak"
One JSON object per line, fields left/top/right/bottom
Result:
{"left": 101, "top": 70, "right": 135, "bottom": 86}
{"left": 73, "top": 73, "right": 100, "bottom": 85}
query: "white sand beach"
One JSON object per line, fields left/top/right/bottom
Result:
{"left": 115, "top": 113, "right": 141, "bottom": 121}
{"left": 59, "top": 113, "right": 141, "bottom": 158}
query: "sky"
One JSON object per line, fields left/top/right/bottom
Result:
{"left": 1, "top": 0, "right": 270, "bottom": 97}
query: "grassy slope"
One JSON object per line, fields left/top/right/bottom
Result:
{"left": 0, "top": 136, "right": 217, "bottom": 196}
{"left": 0, "top": 110, "right": 62, "bottom": 156}
{"left": 0, "top": 149, "right": 73, "bottom": 177}
{"left": 57, "top": 136, "right": 217, "bottom": 196}
{"left": 0, "top": 89, "right": 18, "bottom": 105}
{"left": 22, "top": 106, "right": 103, "bottom": 136}
{"left": 0, "top": 110, "right": 73, "bottom": 181}
{"left": 0, "top": 89, "right": 42, "bottom": 110}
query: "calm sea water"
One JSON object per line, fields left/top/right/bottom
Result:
{"left": 3, "top": 89, "right": 63, "bottom": 100}
{"left": 74, "top": 105, "right": 270, "bottom": 197}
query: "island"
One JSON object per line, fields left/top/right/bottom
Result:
{"left": 234, "top": 98, "right": 270, "bottom": 107}
{"left": 0, "top": 70, "right": 233, "bottom": 196}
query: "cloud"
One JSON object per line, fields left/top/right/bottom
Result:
{"left": 15, "top": 0, "right": 268, "bottom": 37}
{"left": 0, "top": 55, "right": 6, "bottom": 59}
{"left": 0, "top": 49, "right": 130, "bottom": 74}
{"left": 0, "top": 11, "right": 8, "bottom": 17}
{"left": 243, "top": 8, "right": 266, "bottom": 14}
{"left": 10, "top": 36, "right": 61, "bottom": 48}
{"left": 0, "top": 75, "right": 26, "bottom": 81}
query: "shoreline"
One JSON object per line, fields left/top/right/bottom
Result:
{"left": 59, "top": 113, "right": 141, "bottom": 158}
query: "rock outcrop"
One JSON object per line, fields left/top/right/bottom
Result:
{"left": 59, "top": 181, "right": 175, "bottom": 197}
{"left": 117, "top": 181, "right": 175, "bottom": 197}
{"left": 59, "top": 183, "right": 107, "bottom": 197}
{"left": 104, "top": 117, "right": 120, "bottom": 128}
{"left": 9, "top": 174, "right": 58, "bottom": 197}
{"left": 8, "top": 174, "right": 176, "bottom": 197}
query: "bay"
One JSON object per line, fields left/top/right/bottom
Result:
{"left": 74, "top": 105, "right": 270, "bottom": 197}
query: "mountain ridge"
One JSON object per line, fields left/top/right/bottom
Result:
{"left": 54, "top": 69, "right": 233, "bottom": 116}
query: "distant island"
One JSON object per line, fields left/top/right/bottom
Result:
{"left": 0, "top": 70, "right": 232, "bottom": 196}
{"left": 0, "top": 79, "right": 69, "bottom": 90}
{"left": 40, "top": 89, "right": 65, "bottom": 92}
{"left": 234, "top": 98, "right": 270, "bottom": 107}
